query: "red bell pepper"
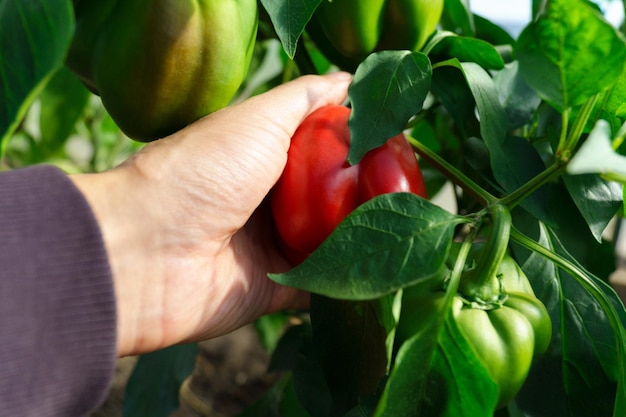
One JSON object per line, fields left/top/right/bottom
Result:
{"left": 271, "top": 105, "right": 427, "bottom": 264}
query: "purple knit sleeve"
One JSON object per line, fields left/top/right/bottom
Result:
{"left": 0, "top": 165, "right": 117, "bottom": 416}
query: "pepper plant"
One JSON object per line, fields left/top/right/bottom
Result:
{"left": 1, "top": 0, "right": 626, "bottom": 416}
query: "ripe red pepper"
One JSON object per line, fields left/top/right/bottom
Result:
{"left": 271, "top": 105, "right": 427, "bottom": 265}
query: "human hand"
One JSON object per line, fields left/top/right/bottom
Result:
{"left": 71, "top": 73, "right": 352, "bottom": 356}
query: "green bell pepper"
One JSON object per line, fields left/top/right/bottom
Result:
{"left": 66, "top": 0, "right": 258, "bottom": 141}
{"left": 307, "top": 0, "right": 444, "bottom": 71}
{"left": 396, "top": 205, "right": 552, "bottom": 410}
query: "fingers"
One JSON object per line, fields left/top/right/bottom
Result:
{"left": 237, "top": 72, "right": 352, "bottom": 126}
{"left": 205, "top": 72, "right": 352, "bottom": 149}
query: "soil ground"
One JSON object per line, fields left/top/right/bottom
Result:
{"left": 89, "top": 324, "right": 275, "bottom": 417}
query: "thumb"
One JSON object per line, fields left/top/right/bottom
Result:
{"left": 164, "top": 73, "right": 352, "bottom": 211}
{"left": 199, "top": 72, "right": 352, "bottom": 151}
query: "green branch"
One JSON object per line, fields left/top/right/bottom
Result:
{"left": 407, "top": 134, "right": 496, "bottom": 207}
{"left": 498, "top": 161, "right": 567, "bottom": 209}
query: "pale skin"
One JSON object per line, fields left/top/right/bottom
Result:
{"left": 71, "top": 73, "right": 352, "bottom": 357}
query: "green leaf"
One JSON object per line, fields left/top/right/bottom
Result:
{"left": 511, "top": 219, "right": 625, "bottom": 417}
{"left": 457, "top": 62, "right": 507, "bottom": 154}
{"left": 565, "top": 120, "right": 624, "bottom": 241}
{"left": 440, "top": 0, "right": 474, "bottom": 37}
{"left": 430, "top": 64, "right": 477, "bottom": 138}
{"left": 540, "top": 183, "right": 617, "bottom": 279}
{"left": 260, "top": 0, "right": 322, "bottom": 59}
{"left": 347, "top": 50, "right": 432, "bottom": 165}
{"left": 268, "top": 323, "right": 311, "bottom": 372}
{"left": 429, "top": 32, "right": 505, "bottom": 70}
{"left": 269, "top": 193, "right": 465, "bottom": 300}
{"left": 473, "top": 14, "right": 515, "bottom": 46}
{"left": 493, "top": 62, "right": 541, "bottom": 130}
{"left": 516, "top": 0, "right": 626, "bottom": 110}
{"left": 0, "top": 0, "right": 74, "bottom": 150}
{"left": 123, "top": 344, "right": 198, "bottom": 417}
{"left": 254, "top": 312, "right": 292, "bottom": 352}
{"left": 439, "top": 60, "right": 551, "bottom": 222}
{"left": 375, "top": 310, "right": 499, "bottom": 417}
{"left": 237, "top": 373, "right": 312, "bottom": 417}
{"left": 39, "top": 66, "right": 90, "bottom": 156}
{"left": 293, "top": 347, "right": 334, "bottom": 417}
{"left": 591, "top": 68, "right": 626, "bottom": 134}
{"left": 568, "top": 119, "right": 626, "bottom": 178}
{"left": 563, "top": 173, "right": 623, "bottom": 242}
{"left": 307, "top": 295, "right": 393, "bottom": 416}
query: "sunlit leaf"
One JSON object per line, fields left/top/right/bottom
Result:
{"left": 516, "top": 0, "right": 626, "bottom": 110}
{"left": 260, "top": 0, "right": 322, "bottom": 59}
{"left": 0, "top": 0, "right": 74, "bottom": 150}
{"left": 428, "top": 31, "right": 505, "bottom": 70}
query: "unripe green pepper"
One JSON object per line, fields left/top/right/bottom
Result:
{"left": 307, "top": 0, "right": 443, "bottom": 71}
{"left": 396, "top": 205, "right": 552, "bottom": 410}
{"left": 66, "top": 0, "right": 258, "bottom": 141}
{"left": 451, "top": 271, "right": 552, "bottom": 408}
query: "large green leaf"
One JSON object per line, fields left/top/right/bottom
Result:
{"left": 347, "top": 50, "right": 432, "bottom": 164}
{"left": 269, "top": 193, "right": 465, "bottom": 300}
{"left": 0, "top": 0, "right": 74, "bottom": 150}
{"left": 260, "top": 0, "right": 322, "bottom": 59}
{"left": 511, "top": 217, "right": 626, "bottom": 417}
{"left": 516, "top": 0, "right": 626, "bottom": 110}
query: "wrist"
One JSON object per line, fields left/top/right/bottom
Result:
{"left": 70, "top": 167, "right": 165, "bottom": 356}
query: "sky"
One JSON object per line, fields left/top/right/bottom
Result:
{"left": 469, "top": 0, "right": 624, "bottom": 37}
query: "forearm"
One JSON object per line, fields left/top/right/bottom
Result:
{"left": 0, "top": 165, "right": 116, "bottom": 416}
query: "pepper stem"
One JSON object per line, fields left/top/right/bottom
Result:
{"left": 458, "top": 204, "right": 512, "bottom": 305}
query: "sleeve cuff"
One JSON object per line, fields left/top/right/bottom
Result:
{"left": 0, "top": 165, "right": 117, "bottom": 416}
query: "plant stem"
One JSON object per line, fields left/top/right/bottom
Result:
{"left": 498, "top": 161, "right": 567, "bottom": 209}
{"left": 443, "top": 234, "right": 474, "bottom": 309}
{"left": 613, "top": 120, "right": 626, "bottom": 151}
{"left": 559, "top": 94, "right": 599, "bottom": 161}
{"left": 407, "top": 134, "right": 496, "bottom": 206}
{"left": 498, "top": 96, "right": 596, "bottom": 210}
{"left": 458, "top": 204, "right": 512, "bottom": 304}
{"left": 556, "top": 108, "right": 570, "bottom": 155}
